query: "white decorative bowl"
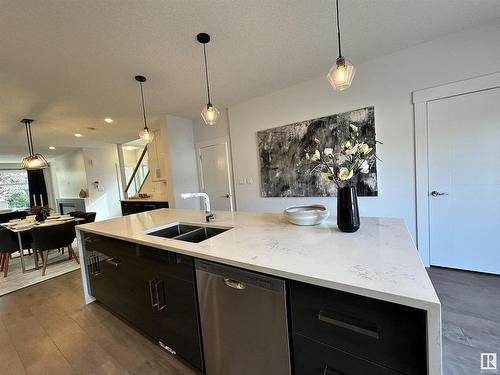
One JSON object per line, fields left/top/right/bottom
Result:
{"left": 284, "top": 205, "right": 330, "bottom": 226}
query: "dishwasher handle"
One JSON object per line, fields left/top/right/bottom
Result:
{"left": 224, "top": 277, "right": 246, "bottom": 290}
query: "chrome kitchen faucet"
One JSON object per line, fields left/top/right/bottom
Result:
{"left": 181, "top": 192, "right": 215, "bottom": 222}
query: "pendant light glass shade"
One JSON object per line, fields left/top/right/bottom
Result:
{"left": 197, "top": 33, "right": 219, "bottom": 126}
{"left": 20, "top": 119, "right": 48, "bottom": 170}
{"left": 327, "top": 56, "right": 355, "bottom": 91}
{"left": 201, "top": 103, "right": 220, "bottom": 126}
{"left": 135, "top": 75, "right": 154, "bottom": 144}
{"left": 21, "top": 154, "right": 48, "bottom": 170}
{"left": 327, "top": 0, "right": 355, "bottom": 91}
{"left": 139, "top": 127, "right": 154, "bottom": 143}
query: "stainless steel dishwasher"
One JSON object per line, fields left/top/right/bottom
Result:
{"left": 195, "top": 259, "right": 292, "bottom": 375}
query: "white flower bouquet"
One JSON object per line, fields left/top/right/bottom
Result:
{"left": 305, "top": 124, "right": 379, "bottom": 188}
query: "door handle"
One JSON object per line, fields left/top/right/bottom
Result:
{"left": 220, "top": 194, "right": 231, "bottom": 198}
{"left": 318, "top": 309, "right": 379, "bottom": 339}
{"left": 149, "top": 279, "right": 159, "bottom": 308}
{"left": 105, "top": 257, "right": 121, "bottom": 267}
{"left": 430, "top": 190, "right": 448, "bottom": 197}
{"left": 155, "top": 280, "right": 166, "bottom": 311}
{"left": 88, "top": 255, "right": 100, "bottom": 275}
{"left": 224, "top": 278, "right": 246, "bottom": 290}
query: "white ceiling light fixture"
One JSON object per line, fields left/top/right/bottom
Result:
{"left": 197, "top": 33, "right": 220, "bottom": 126}
{"left": 49, "top": 146, "right": 55, "bottom": 150}
{"left": 104, "top": 118, "right": 113, "bottom": 123}
{"left": 135, "top": 75, "right": 154, "bottom": 144}
{"left": 75, "top": 133, "right": 82, "bottom": 137}
{"left": 20, "top": 119, "right": 48, "bottom": 170}
{"left": 327, "top": 0, "right": 355, "bottom": 91}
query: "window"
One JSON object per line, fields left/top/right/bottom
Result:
{"left": 0, "top": 170, "right": 29, "bottom": 209}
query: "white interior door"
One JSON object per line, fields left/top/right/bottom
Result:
{"left": 199, "top": 143, "right": 233, "bottom": 211}
{"left": 428, "top": 87, "right": 500, "bottom": 274}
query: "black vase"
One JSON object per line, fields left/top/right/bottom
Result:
{"left": 337, "top": 186, "right": 360, "bottom": 233}
{"left": 35, "top": 211, "right": 47, "bottom": 222}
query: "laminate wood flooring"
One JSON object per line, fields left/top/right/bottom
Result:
{"left": 0, "top": 270, "right": 197, "bottom": 375}
{"left": 0, "top": 251, "right": 80, "bottom": 297}
{"left": 428, "top": 266, "right": 500, "bottom": 375}
{"left": 1, "top": 266, "right": 498, "bottom": 374}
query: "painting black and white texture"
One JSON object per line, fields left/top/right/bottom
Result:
{"left": 257, "top": 106, "right": 377, "bottom": 197}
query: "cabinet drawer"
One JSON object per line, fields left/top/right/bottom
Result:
{"left": 293, "top": 333, "right": 401, "bottom": 375}
{"left": 139, "top": 245, "right": 195, "bottom": 283}
{"left": 84, "top": 233, "right": 137, "bottom": 261}
{"left": 289, "top": 281, "right": 427, "bottom": 374}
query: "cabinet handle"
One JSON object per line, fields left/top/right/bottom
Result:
{"left": 149, "top": 279, "right": 159, "bottom": 308}
{"left": 224, "top": 278, "right": 246, "bottom": 290}
{"left": 318, "top": 309, "right": 379, "bottom": 339}
{"left": 88, "top": 255, "right": 100, "bottom": 275}
{"left": 323, "top": 365, "right": 341, "bottom": 375}
{"left": 105, "top": 257, "right": 121, "bottom": 267}
{"left": 155, "top": 280, "right": 166, "bottom": 311}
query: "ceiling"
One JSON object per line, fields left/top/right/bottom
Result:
{"left": 1, "top": 0, "right": 500, "bottom": 161}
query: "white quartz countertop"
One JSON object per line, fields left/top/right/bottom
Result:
{"left": 76, "top": 208, "right": 440, "bottom": 311}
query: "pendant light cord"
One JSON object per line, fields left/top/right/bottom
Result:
{"left": 336, "top": 0, "right": 342, "bottom": 58}
{"left": 139, "top": 81, "right": 149, "bottom": 131}
{"left": 24, "top": 121, "right": 34, "bottom": 156}
{"left": 28, "top": 123, "right": 34, "bottom": 155}
{"left": 203, "top": 44, "right": 211, "bottom": 104}
{"left": 25, "top": 123, "right": 32, "bottom": 156}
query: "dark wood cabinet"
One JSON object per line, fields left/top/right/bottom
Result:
{"left": 289, "top": 280, "right": 427, "bottom": 375}
{"left": 83, "top": 233, "right": 204, "bottom": 372}
{"left": 293, "top": 333, "right": 402, "bottom": 375}
{"left": 120, "top": 200, "right": 168, "bottom": 216}
{"left": 83, "top": 232, "right": 430, "bottom": 375}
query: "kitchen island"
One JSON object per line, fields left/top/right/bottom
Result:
{"left": 76, "top": 208, "right": 441, "bottom": 375}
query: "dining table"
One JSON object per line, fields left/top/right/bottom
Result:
{"left": 0, "top": 215, "right": 84, "bottom": 273}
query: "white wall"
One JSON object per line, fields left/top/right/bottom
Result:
{"left": 138, "top": 129, "right": 168, "bottom": 200}
{"left": 82, "top": 146, "right": 122, "bottom": 220}
{"left": 50, "top": 147, "right": 122, "bottom": 220}
{"left": 192, "top": 109, "right": 230, "bottom": 143}
{"left": 50, "top": 150, "right": 87, "bottom": 199}
{"left": 228, "top": 22, "right": 500, "bottom": 240}
{"left": 162, "top": 115, "right": 200, "bottom": 210}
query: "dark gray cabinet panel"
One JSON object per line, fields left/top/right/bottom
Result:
{"left": 293, "top": 333, "right": 402, "bottom": 375}
{"left": 289, "top": 280, "right": 427, "bottom": 374}
{"left": 120, "top": 201, "right": 168, "bottom": 216}
{"left": 83, "top": 233, "right": 203, "bottom": 372}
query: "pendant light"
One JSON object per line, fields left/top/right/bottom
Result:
{"left": 135, "top": 75, "right": 154, "bottom": 143}
{"left": 197, "top": 33, "right": 220, "bottom": 126}
{"left": 20, "top": 119, "right": 48, "bottom": 170}
{"left": 327, "top": 0, "right": 355, "bottom": 91}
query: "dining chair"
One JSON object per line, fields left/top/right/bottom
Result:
{"left": 68, "top": 211, "right": 97, "bottom": 224}
{"left": 30, "top": 221, "right": 79, "bottom": 276}
{"left": 0, "top": 227, "right": 22, "bottom": 277}
{"left": 0, "top": 210, "right": 28, "bottom": 223}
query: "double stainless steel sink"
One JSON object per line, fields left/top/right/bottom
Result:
{"left": 146, "top": 223, "right": 230, "bottom": 243}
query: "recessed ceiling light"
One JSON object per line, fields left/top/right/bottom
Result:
{"left": 75, "top": 133, "right": 82, "bottom": 137}
{"left": 124, "top": 146, "right": 136, "bottom": 151}
{"left": 104, "top": 118, "right": 113, "bottom": 123}
{"left": 49, "top": 146, "right": 55, "bottom": 150}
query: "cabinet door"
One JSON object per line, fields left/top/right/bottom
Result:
{"left": 84, "top": 234, "right": 203, "bottom": 372}
{"left": 135, "top": 248, "right": 204, "bottom": 372}
{"left": 87, "top": 250, "right": 139, "bottom": 324}
{"left": 293, "top": 334, "right": 401, "bottom": 375}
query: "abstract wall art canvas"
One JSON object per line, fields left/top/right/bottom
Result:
{"left": 257, "top": 106, "right": 377, "bottom": 197}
